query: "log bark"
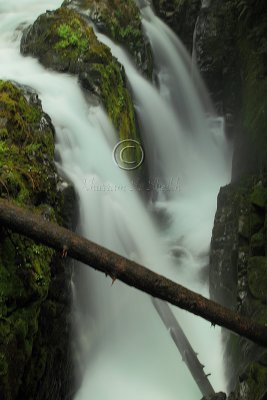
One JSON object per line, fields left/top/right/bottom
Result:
{"left": 1, "top": 198, "right": 267, "bottom": 348}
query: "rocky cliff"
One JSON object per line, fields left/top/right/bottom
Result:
{"left": 0, "top": 81, "right": 77, "bottom": 399}
{"left": 198, "top": 2, "right": 267, "bottom": 399}
{"left": 210, "top": 177, "right": 267, "bottom": 399}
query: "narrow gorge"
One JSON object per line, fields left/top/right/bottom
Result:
{"left": 0, "top": 1, "right": 266, "bottom": 400}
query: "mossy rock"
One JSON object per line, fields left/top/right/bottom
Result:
{"left": 250, "top": 185, "right": 267, "bottom": 210}
{"left": 223, "top": 1, "right": 267, "bottom": 177}
{"left": 210, "top": 176, "right": 267, "bottom": 393}
{"left": 251, "top": 302, "right": 267, "bottom": 327}
{"left": 236, "top": 4, "right": 267, "bottom": 176}
{"left": 21, "top": 7, "right": 138, "bottom": 143}
{"left": 0, "top": 81, "right": 59, "bottom": 207}
{"left": 0, "top": 81, "right": 73, "bottom": 399}
{"left": 235, "top": 362, "right": 267, "bottom": 400}
{"left": 250, "top": 211, "right": 264, "bottom": 235}
{"left": 250, "top": 231, "right": 265, "bottom": 256}
{"left": 248, "top": 257, "right": 267, "bottom": 301}
{"left": 238, "top": 215, "right": 250, "bottom": 239}
{"left": 62, "top": 0, "right": 153, "bottom": 77}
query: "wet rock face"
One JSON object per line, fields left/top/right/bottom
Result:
{"left": 193, "top": 0, "right": 242, "bottom": 144}
{"left": 153, "top": 0, "right": 201, "bottom": 54}
{"left": 210, "top": 176, "right": 267, "bottom": 398}
{"left": 209, "top": 184, "right": 239, "bottom": 309}
{"left": 21, "top": 6, "right": 138, "bottom": 143}
{"left": 194, "top": 3, "right": 238, "bottom": 112}
{"left": 0, "top": 81, "right": 76, "bottom": 399}
{"left": 203, "top": 3, "right": 267, "bottom": 397}
{"left": 205, "top": 4, "right": 267, "bottom": 397}
{"left": 194, "top": 0, "right": 267, "bottom": 179}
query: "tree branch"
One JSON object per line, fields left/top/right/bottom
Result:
{"left": 0, "top": 198, "right": 267, "bottom": 348}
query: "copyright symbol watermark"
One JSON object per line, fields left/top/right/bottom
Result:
{"left": 113, "top": 139, "right": 144, "bottom": 171}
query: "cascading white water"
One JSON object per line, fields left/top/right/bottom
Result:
{"left": 140, "top": 5, "right": 211, "bottom": 131}
{"left": 0, "top": 0, "right": 232, "bottom": 399}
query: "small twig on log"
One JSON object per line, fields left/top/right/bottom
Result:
{"left": 0, "top": 198, "right": 267, "bottom": 348}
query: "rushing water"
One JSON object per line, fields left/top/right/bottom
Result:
{"left": 0, "top": 0, "right": 232, "bottom": 398}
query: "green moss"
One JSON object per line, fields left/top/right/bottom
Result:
{"left": 250, "top": 211, "right": 264, "bottom": 234}
{"left": 227, "top": 333, "right": 242, "bottom": 376}
{"left": 250, "top": 230, "right": 265, "bottom": 255}
{"left": 248, "top": 257, "right": 267, "bottom": 301}
{"left": 234, "top": 2, "right": 267, "bottom": 174}
{"left": 21, "top": 7, "right": 139, "bottom": 143}
{"left": 238, "top": 215, "right": 250, "bottom": 239}
{"left": 0, "top": 81, "right": 63, "bottom": 399}
{"left": 254, "top": 306, "right": 267, "bottom": 326}
{"left": 89, "top": 62, "right": 137, "bottom": 141}
{"left": 250, "top": 185, "right": 267, "bottom": 209}
{"left": 56, "top": 23, "right": 88, "bottom": 52}
{"left": 0, "top": 303, "right": 41, "bottom": 399}
{"left": 239, "top": 362, "right": 267, "bottom": 400}
{"left": 0, "top": 355, "right": 8, "bottom": 377}
{"left": 72, "top": 0, "right": 153, "bottom": 75}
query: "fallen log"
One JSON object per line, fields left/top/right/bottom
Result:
{"left": 1, "top": 198, "right": 267, "bottom": 348}
{"left": 152, "top": 298, "right": 215, "bottom": 397}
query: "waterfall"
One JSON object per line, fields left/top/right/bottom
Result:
{"left": 0, "top": 0, "right": 231, "bottom": 399}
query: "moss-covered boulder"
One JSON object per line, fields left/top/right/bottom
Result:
{"left": 62, "top": 0, "right": 153, "bottom": 76}
{"left": 20, "top": 7, "right": 138, "bottom": 143}
{"left": 0, "top": 81, "right": 75, "bottom": 400}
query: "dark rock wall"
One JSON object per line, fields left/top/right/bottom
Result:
{"left": 17, "top": 184, "right": 78, "bottom": 400}
{"left": 193, "top": 0, "right": 267, "bottom": 181}
{"left": 0, "top": 81, "right": 77, "bottom": 400}
{"left": 153, "top": 0, "right": 201, "bottom": 54}
{"left": 210, "top": 177, "right": 267, "bottom": 398}
{"left": 194, "top": 2, "right": 241, "bottom": 132}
